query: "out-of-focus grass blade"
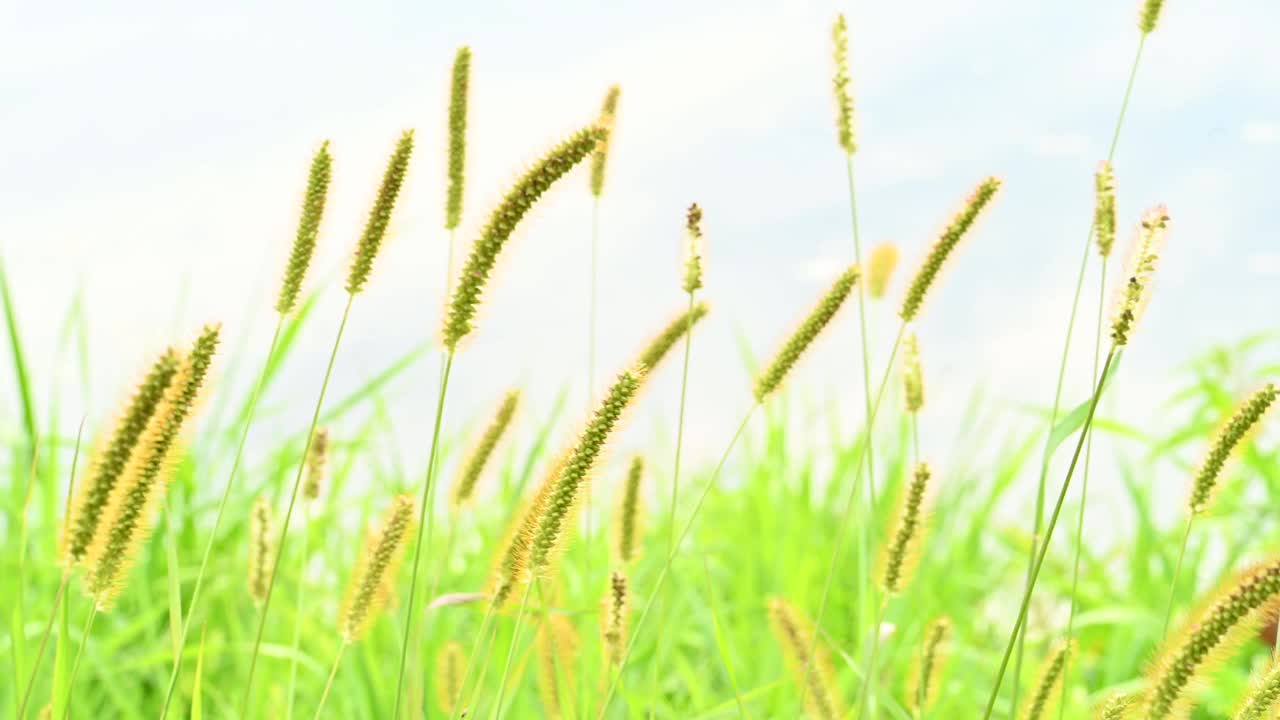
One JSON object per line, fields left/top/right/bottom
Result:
{"left": 316, "top": 341, "right": 430, "bottom": 427}
{"left": 2, "top": 256, "right": 39, "bottom": 511}
{"left": 192, "top": 625, "right": 207, "bottom": 720}
{"left": 165, "top": 495, "right": 185, "bottom": 665}
{"left": 52, "top": 582, "right": 70, "bottom": 719}
{"left": 1044, "top": 350, "right": 1124, "bottom": 459}
{"left": 701, "top": 556, "right": 748, "bottom": 719}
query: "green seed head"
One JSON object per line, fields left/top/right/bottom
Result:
{"left": 1094, "top": 161, "right": 1117, "bottom": 258}
{"left": 614, "top": 456, "right": 644, "bottom": 564}
{"left": 1188, "top": 384, "right": 1277, "bottom": 514}
{"left": 900, "top": 176, "right": 1001, "bottom": 322}
{"left": 452, "top": 390, "right": 520, "bottom": 508}
{"left": 866, "top": 242, "right": 899, "bottom": 299}
{"left": 247, "top": 496, "right": 274, "bottom": 606}
{"left": 276, "top": 141, "right": 332, "bottom": 314}
{"left": 881, "top": 462, "right": 931, "bottom": 594}
{"left": 1235, "top": 660, "right": 1280, "bottom": 720}
{"left": 339, "top": 494, "right": 416, "bottom": 642}
{"left": 445, "top": 47, "right": 471, "bottom": 230}
{"left": 636, "top": 302, "right": 710, "bottom": 373}
{"left": 911, "top": 617, "right": 950, "bottom": 714}
{"left": 1110, "top": 205, "right": 1169, "bottom": 346}
{"left": 303, "top": 427, "right": 329, "bottom": 502}
{"left": 589, "top": 85, "right": 621, "bottom": 197}
{"left": 64, "top": 347, "right": 180, "bottom": 567}
{"left": 767, "top": 596, "right": 844, "bottom": 720}
{"left": 487, "top": 454, "right": 564, "bottom": 609}
{"left": 1139, "top": 0, "right": 1165, "bottom": 34}
{"left": 832, "top": 13, "right": 856, "bottom": 154}
{"left": 683, "top": 202, "right": 704, "bottom": 294}
{"left": 435, "top": 641, "right": 466, "bottom": 715}
{"left": 903, "top": 331, "right": 925, "bottom": 413}
{"left": 444, "top": 125, "right": 606, "bottom": 349}
{"left": 1094, "top": 693, "right": 1135, "bottom": 720}
{"left": 346, "top": 130, "right": 415, "bottom": 296}
{"left": 754, "top": 265, "right": 859, "bottom": 402}
{"left": 600, "top": 570, "right": 630, "bottom": 667}
{"left": 1022, "top": 640, "right": 1071, "bottom": 720}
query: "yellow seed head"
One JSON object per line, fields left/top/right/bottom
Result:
{"left": 600, "top": 570, "right": 630, "bottom": 667}
{"left": 589, "top": 85, "right": 621, "bottom": 197}
{"left": 487, "top": 453, "right": 566, "bottom": 609}
{"left": 276, "top": 141, "right": 333, "bottom": 314}
{"left": 1022, "top": 640, "right": 1072, "bottom": 720}
{"left": 452, "top": 390, "right": 520, "bottom": 508}
{"left": 1094, "top": 161, "right": 1117, "bottom": 258}
{"left": 767, "top": 596, "right": 844, "bottom": 720}
{"left": 866, "top": 242, "right": 899, "bottom": 299}
{"left": 1110, "top": 205, "right": 1169, "bottom": 346}
{"left": 536, "top": 611, "right": 579, "bottom": 719}
{"left": 445, "top": 46, "right": 472, "bottom": 230}
{"left": 902, "top": 331, "right": 925, "bottom": 413}
{"left": 880, "top": 462, "right": 931, "bottom": 594}
{"left": 247, "top": 496, "right": 274, "bottom": 606}
{"left": 346, "top": 130, "right": 415, "bottom": 296}
{"left": 754, "top": 265, "right": 859, "bottom": 402}
{"left": 910, "top": 617, "right": 950, "bottom": 714}
{"left": 303, "top": 427, "right": 329, "bottom": 502}
{"left": 614, "top": 456, "right": 644, "bottom": 564}
{"left": 338, "top": 494, "right": 416, "bottom": 642}
{"left": 831, "top": 14, "right": 856, "bottom": 154}
{"left": 636, "top": 302, "right": 710, "bottom": 374}
{"left": 1139, "top": 0, "right": 1165, "bottom": 34}
{"left": 1188, "top": 384, "right": 1277, "bottom": 514}
{"left": 1235, "top": 660, "right": 1280, "bottom": 720}
{"left": 435, "top": 641, "right": 466, "bottom": 715}
{"left": 683, "top": 202, "right": 704, "bottom": 294}
{"left": 900, "top": 177, "right": 1001, "bottom": 322}
{"left": 1094, "top": 693, "right": 1135, "bottom": 720}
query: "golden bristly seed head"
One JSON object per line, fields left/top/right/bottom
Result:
{"left": 1235, "top": 660, "right": 1280, "bottom": 720}
{"left": 902, "top": 330, "right": 925, "bottom": 413}
{"left": 444, "top": 125, "right": 606, "bottom": 349}
{"left": 346, "top": 130, "right": 415, "bottom": 296}
{"left": 754, "top": 265, "right": 859, "bottom": 402}
{"left": 1094, "top": 693, "right": 1135, "bottom": 720}
{"left": 452, "top": 390, "right": 520, "bottom": 508}
{"left": 303, "top": 427, "right": 330, "bottom": 502}
{"left": 486, "top": 454, "right": 564, "bottom": 609}
{"left": 911, "top": 617, "right": 950, "bottom": 713}
{"left": 831, "top": 14, "right": 856, "bottom": 155}
{"left": 866, "top": 242, "right": 899, "bottom": 299}
{"left": 247, "top": 496, "right": 274, "bottom": 606}
{"left": 636, "top": 302, "right": 710, "bottom": 374}
{"left": 600, "top": 570, "right": 630, "bottom": 667}
{"left": 1110, "top": 205, "right": 1169, "bottom": 346}
{"left": 536, "top": 611, "right": 579, "bottom": 718}
{"left": 589, "top": 85, "right": 621, "bottom": 197}
{"left": 880, "top": 462, "right": 931, "bottom": 594}
{"left": 614, "top": 456, "right": 643, "bottom": 564}
{"left": 900, "top": 176, "right": 1001, "bottom": 322}
{"left": 445, "top": 46, "right": 472, "bottom": 231}
{"left": 1094, "top": 161, "right": 1117, "bottom": 258}
{"left": 1022, "top": 640, "right": 1071, "bottom": 720}
{"left": 1188, "top": 383, "right": 1277, "bottom": 514}
{"left": 435, "top": 641, "right": 466, "bottom": 715}
{"left": 683, "top": 202, "right": 704, "bottom": 294}
{"left": 767, "top": 596, "right": 844, "bottom": 720}
{"left": 1139, "top": 0, "right": 1165, "bottom": 34}
{"left": 64, "top": 347, "right": 180, "bottom": 567}
{"left": 82, "top": 325, "right": 221, "bottom": 608}
{"left": 338, "top": 494, "right": 416, "bottom": 642}
{"left": 276, "top": 141, "right": 333, "bottom": 314}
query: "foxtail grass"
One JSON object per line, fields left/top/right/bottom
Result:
{"left": 1139, "top": 0, "right": 1166, "bottom": 34}
{"left": 1022, "top": 641, "right": 1071, "bottom": 720}
{"left": 1094, "top": 694, "right": 1134, "bottom": 720}
{"left": 768, "top": 596, "right": 844, "bottom": 720}
{"left": 866, "top": 242, "right": 898, "bottom": 300}
{"left": 912, "top": 617, "right": 950, "bottom": 717}
{"left": 436, "top": 641, "right": 466, "bottom": 716}
{"left": 614, "top": 456, "right": 643, "bottom": 564}
{"left": 246, "top": 496, "right": 274, "bottom": 606}
{"left": 535, "top": 613, "right": 578, "bottom": 719}
{"left": 601, "top": 570, "right": 630, "bottom": 668}
{"left": 1235, "top": 660, "right": 1280, "bottom": 720}
{"left": 453, "top": 390, "right": 520, "bottom": 509}
{"left": 303, "top": 427, "right": 329, "bottom": 502}
{"left": 445, "top": 46, "right": 471, "bottom": 233}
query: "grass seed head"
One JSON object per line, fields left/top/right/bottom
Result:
{"left": 1094, "top": 693, "right": 1135, "bottom": 720}
{"left": 767, "top": 596, "right": 844, "bottom": 720}
{"left": 338, "top": 493, "right": 416, "bottom": 642}
{"left": 903, "top": 330, "right": 925, "bottom": 413}
{"left": 452, "top": 390, "right": 520, "bottom": 508}
{"left": 276, "top": 141, "right": 332, "bottom": 314}
{"left": 600, "top": 570, "right": 630, "bottom": 667}
{"left": 536, "top": 611, "right": 579, "bottom": 718}
{"left": 1139, "top": 0, "right": 1165, "bottom": 34}
{"left": 910, "top": 617, "right": 950, "bottom": 714}
{"left": 346, "top": 130, "right": 415, "bottom": 295}
{"left": 444, "top": 125, "right": 606, "bottom": 349}
{"left": 754, "top": 264, "right": 859, "bottom": 402}
{"left": 831, "top": 13, "right": 856, "bottom": 154}
{"left": 900, "top": 176, "right": 1001, "bottom": 322}
{"left": 246, "top": 496, "right": 274, "bottom": 606}
{"left": 683, "top": 202, "right": 705, "bottom": 294}
{"left": 1234, "top": 660, "right": 1280, "bottom": 720}
{"left": 435, "top": 640, "right": 466, "bottom": 715}
{"left": 1110, "top": 205, "right": 1169, "bottom": 346}
{"left": 487, "top": 453, "right": 566, "bottom": 609}
{"left": 1188, "top": 384, "right": 1277, "bottom": 514}
{"left": 1022, "top": 640, "right": 1072, "bottom": 720}
{"left": 64, "top": 348, "right": 180, "bottom": 567}
{"left": 1094, "top": 161, "right": 1117, "bottom": 258}
{"left": 866, "top": 241, "right": 899, "bottom": 299}
{"left": 445, "top": 46, "right": 472, "bottom": 230}
{"left": 614, "top": 456, "right": 644, "bottom": 564}
{"left": 303, "top": 427, "right": 329, "bottom": 502}
{"left": 880, "top": 462, "right": 931, "bottom": 594}
{"left": 589, "top": 85, "right": 621, "bottom": 197}
{"left": 636, "top": 302, "right": 710, "bottom": 373}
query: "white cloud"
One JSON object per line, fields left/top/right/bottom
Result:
{"left": 1242, "top": 122, "right": 1280, "bottom": 145}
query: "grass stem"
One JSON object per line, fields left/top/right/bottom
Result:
{"left": 492, "top": 578, "right": 535, "bottom": 719}
{"left": 60, "top": 601, "right": 98, "bottom": 720}
{"left": 1161, "top": 515, "right": 1195, "bottom": 640}
{"left": 312, "top": 642, "right": 347, "bottom": 720}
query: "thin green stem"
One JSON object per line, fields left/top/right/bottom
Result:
{"left": 1058, "top": 258, "right": 1107, "bottom": 720}
{"left": 855, "top": 598, "right": 889, "bottom": 719}
{"left": 162, "top": 314, "right": 285, "bottom": 719}
{"left": 492, "top": 579, "right": 535, "bottom": 719}
{"left": 451, "top": 595, "right": 499, "bottom": 720}
{"left": 312, "top": 642, "right": 347, "bottom": 720}
{"left": 392, "top": 351, "right": 455, "bottom": 718}
{"left": 846, "top": 153, "right": 878, "bottom": 509}
{"left": 460, "top": 604, "right": 503, "bottom": 720}
{"left": 240, "top": 295, "right": 355, "bottom": 715}
{"left": 1161, "top": 516, "right": 1195, "bottom": 640}
{"left": 798, "top": 324, "right": 905, "bottom": 712}
{"left": 60, "top": 602, "right": 98, "bottom": 720}
{"left": 1010, "top": 34, "right": 1147, "bottom": 713}
{"left": 583, "top": 196, "right": 600, "bottom": 720}
{"left": 982, "top": 347, "right": 1118, "bottom": 719}
{"left": 598, "top": 405, "right": 758, "bottom": 718}
{"left": 286, "top": 500, "right": 312, "bottom": 720}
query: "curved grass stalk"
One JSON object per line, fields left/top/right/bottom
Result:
{"left": 312, "top": 642, "right": 347, "bottom": 719}
{"left": 59, "top": 600, "right": 99, "bottom": 720}
{"left": 582, "top": 196, "right": 601, "bottom": 720}
{"left": 285, "top": 501, "right": 312, "bottom": 720}
{"left": 492, "top": 579, "right": 537, "bottom": 719}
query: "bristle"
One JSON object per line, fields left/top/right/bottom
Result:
{"left": 445, "top": 46, "right": 472, "bottom": 231}
{"left": 589, "top": 85, "right": 621, "bottom": 197}
{"left": 435, "top": 640, "right": 466, "bottom": 715}
{"left": 831, "top": 14, "right": 856, "bottom": 155}
{"left": 1139, "top": 0, "right": 1165, "bottom": 34}
{"left": 866, "top": 242, "right": 899, "bottom": 299}
{"left": 754, "top": 264, "right": 859, "bottom": 402}
{"left": 767, "top": 597, "right": 844, "bottom": 720}
{"left": 1021, "top": 640, "right": 1071, "bottom": 720}
{"left": 276, "top": 141, "right": 333, "bottom": 314}
{"left": 536, "top": 612, "right": 579, "bottom": 719}
{"left": 635, "top": 302, "right": 710, "bottom": 374}
{"left": 247, "top": 496, "right": 274, "bottom": 606}
{"left": 338, "top": 494, "right": 416, "bottom": 642}
{"left": 1110, "top": 205, "right": 1169, "bottom": 347}
{"left": 1234, "top": 660, "right": 1280, "bottom": 720}
{"left": 303, "top": 427, "right": 329, "bottom": 502}
{"left": 614, "top": 456, "right": 643, "bottom": 564}
{"left": 82, "top": 325, "right": 220, "bottom": 608}
{"left": 1094, "top": 161, "right": 1117, "bottom": 258}
{"left": 600, "top": 570, "right": 630, "bottom": 668}
{"left": 1188, "top": 384, "right": 1277, "bottom": 514}
{"left": 345, "top": 130, "right": 415, "bottom": 296}
{"left": 64, "top": 348, "right": 180, "bottom": 567}
{"left": 683, "top": 202, "right": 704, "bottom": 294}
{"left": 487, "top": 453, "right": 565, "bottom": 609}
{"left": 443, "top": 126, "right": 606, "bottom": 349}
{"left": 900, "top": 176, "right": 1001, "bottom": 322}
{"left": 526, "top": 368, "right": 644, "bottom": 577}
{"left": 1143, "top": 559, "right": 1280, "bottom": 718}
{"left": 452, "top": 390, "right": 520, "bottom": 508}
{"left": 902, "top": 331, "right": 925, "bottom": 413}
{"left": 880, "top": 462, "right": 931, "bottom": 594}
{"left": 910, "top": 617, "right": 950, "bottom": 714}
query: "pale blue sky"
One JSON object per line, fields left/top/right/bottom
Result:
{"left": 2, "top": 2, "right": 1278, "bottom": 518}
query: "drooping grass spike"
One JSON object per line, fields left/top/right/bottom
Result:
{"left": 767, "top": 597, "right": 844, "bottom": 720}
{"left": 1021, "top": 640, "right": 1071, "bottom": 720}
{"left": 903, "top": 331, "right": 925, "bottom": 413}
{"left": 1094, "top": 161, "right": 1117, "bottom": 258}
{"left": 444, "top": 125, "right": 606, "bottom": 349}
{"left": 276, "top": 141, "right": 332, "bottom": 314}
{"left": 346, "top": 130, "right": 415, "bottom": 295}
{"left": 1110, "top": 205, "right": 1169, "bottom": 346}
{"left": 338, "top": 494, "right": 416, "bottom": 642}
{"left": 831, "top": 13, "right": 856, "bottom": 155}
{"left": 486, "top": 454, "right": 565, "bottom": 609}
{"left": 683, "top": 202, "right": 704, "bottom": 294}
{"left": 636, "top": 302, "right": 710, "bottom": 373}
{"left": 82, "top": 325, "right": 220, "bottom": 608}
{"left": 1188, "top": 384, "right": 1277, "bottom": 514}
{"left": 911, "top": 617, "right": 950, "bottom": 714}
{"left": 303, "top": 427, "right": 329, "bottom": 502}
{"left": 754, "top": 264, "right": 859, "bottom": 402}
{"left": 63, "top": 347, "right": 180, "bottom": 567}
{"left": 1139, "top": 0, "right": 1166, "bottom": 34}
{"left": 435, "top": 641, "right": 465, "bottom": 715}
{"left": 452, "top": 390, "right": 520, "bottom": 508}
{"left": 614, "top": 456, "right": 643, "bottom": 564}
{"left": 900, "top": 176, "right": 1001, "bottom": 322}
{"left": 1235, "top": 661, "right": 1280, "bottom": 720}
{"left": 247, "top": 496, "right": 274, "bottom": 606}
{"left": 445, "top": 46, "right": 471, "bottom": 230}
{"left": 866, "top": 241, "right": 899, "bottom": 299}
{"left": 881, "top": 462, "right": 931, "bottom": 594}
{"left": 601, "top": 570, "right": 630, "bottom": 667}
{"left": 589, "top": 85, "right": 621, "bottom": 197}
